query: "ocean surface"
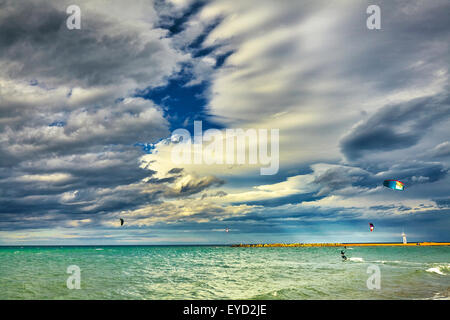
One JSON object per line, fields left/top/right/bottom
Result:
{"left": 0, "top": 246, "right": 449, "bottom": 300}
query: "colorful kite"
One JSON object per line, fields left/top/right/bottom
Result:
{"left": 383, "top": 179, "right": 405, "bottom": 191}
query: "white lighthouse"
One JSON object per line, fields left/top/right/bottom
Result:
{"left": 402, "top": 232, "right": 407, "bottom": 244}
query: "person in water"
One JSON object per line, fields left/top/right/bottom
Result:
{"left": 341, "top": 250, "right": 347, "bottom": 261}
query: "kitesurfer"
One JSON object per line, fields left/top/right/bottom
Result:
{"left": 341, "top": 249, "right": 347, "bottom": 261}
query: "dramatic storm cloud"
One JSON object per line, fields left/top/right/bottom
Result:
{"left": 0, "top": 0, "right": 449, "bottom": 244}
{"left": 340, "top": 94, "right": 450, "bottom": 160}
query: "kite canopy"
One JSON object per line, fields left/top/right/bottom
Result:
{"left": 120, "top": 218, "right": 124, "bottom": 226}
{"left": 383, "top": 179, "right": 405, "bottom": 191}
{"left": 369, "top": 223, "right": 374, "bottom": 232}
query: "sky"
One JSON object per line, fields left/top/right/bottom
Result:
{"left": 0, "top": 0, "right": 449, "bottom": 245}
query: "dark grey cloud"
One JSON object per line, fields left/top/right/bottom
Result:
{"left": 214, "top": 190, "right": 227, "bottom": 197}
{"left": 0, "top": 160, "right": 159, "bottom": 231}
{"left": 0, "top": 1, "right": 230, "bottom": 235}
{"left": 369, "top": 205, "right": 395, "bottom": 211}
{"left": 431, "top": 141, "right": 450, "bottom": 158}
{"left": 199, "top": 190, "right": 227, "bottom": 200}
{"left": 179, "top": 175, "right": 224, "bottom": 195}
{"left": 312, "top": 165, "right": 372, "bottom": 196}
{"left": 0, "top": 165, "right": 225, "bottom": 231}
{"left": 304, "top": 159, "right": 449, "bottom": 200}
{"left": 434, "top": 198, "right": 450, "bottom": 208}
{"left": 146, "top": 176, "right": 179, "bottom": 184}
{"left": 340, "top": 94, "right": 450, "bottom": 160}
{"left": 0, "top": 0, "right": 184, "bottom": 89}
{"left": 0, "top": 98, "right": 170, "bottom": 169}
{"left": 334, "top": 1, "right": 450, "bottom": 94}
{"left": 165, "top": 175, "right": 224, "bottom": 197}
{"left": 167, "top": 167, "right": 184, "bottom": 174}
{"left": 374, "top": 161, "right": 448, "bottom": 186}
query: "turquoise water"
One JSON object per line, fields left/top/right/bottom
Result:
{"left": 0, "top": 246, "right": 449, "bottom": 300}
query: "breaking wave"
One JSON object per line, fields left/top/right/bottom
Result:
{"left": 348, "top": 257, "right": 364, "bottom": 262}
{"left": 426, "top": 264, "right": 450, "bottom": 275}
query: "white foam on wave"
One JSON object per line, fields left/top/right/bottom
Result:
{"left": 374, "top": 260, "right": 406, "bottom": 264}
{"left": 423, "top": 291, "right": 450, "bottom": 300}
{"left": 426, "top": 264, "right": 449, "bottom": 275}
{"left": 95, "top": 248, "right": 104, "bottom": 251}
{"left": 348, "top": 257, "right": 364, "bottom": 262}
{"left": 432, "top": 292, "right": 450, "bottom": 300}
{"left": 426, "top": 267, "right": 445, "bottom": 275}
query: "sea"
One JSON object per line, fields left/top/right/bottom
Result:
{"left": 0, "top": 245, "right": 449, "bottom": 300}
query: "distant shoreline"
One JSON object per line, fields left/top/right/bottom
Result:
{"left": 0, "top": 242, "right": 449, "bottom": 247}
{"left": 232, "top": 242, "right": 450, "bottom": 247}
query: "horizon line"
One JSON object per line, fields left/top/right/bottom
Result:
{"left": 2, "top": 241, "right": 450, "bottom": 247}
